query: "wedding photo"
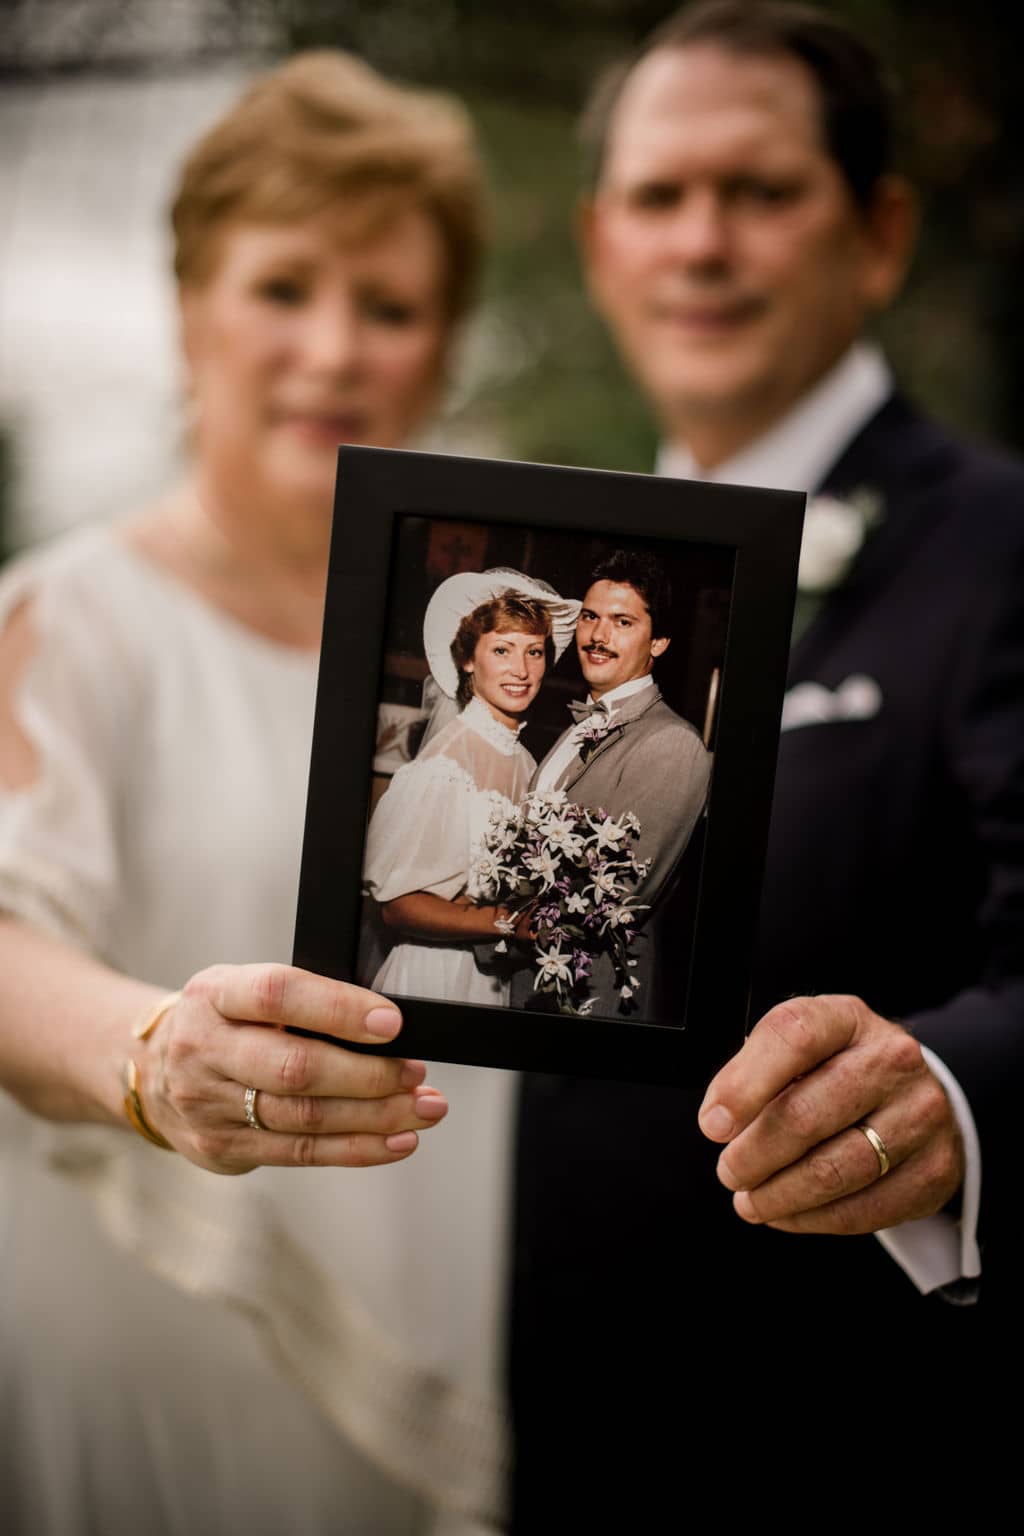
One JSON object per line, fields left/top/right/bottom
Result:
{"left": 293, "top": 443, "right": 802, "bottom": 1083}
{"left": 356, "top": 514, "right": 734, "bottom": 1026}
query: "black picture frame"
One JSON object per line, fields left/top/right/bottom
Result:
{"left": 293, "top": 445, "right": 803, "bottom": 1087}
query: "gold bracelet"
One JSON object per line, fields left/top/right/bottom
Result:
{"left": 121, "top": 1058, "right": 174, "bottom": 1151}
{"left": 133, "top": 990, "right": 182, "bottom": 1041}
{"left": 122, "top": 990, "right": 181, "bottom": 1150}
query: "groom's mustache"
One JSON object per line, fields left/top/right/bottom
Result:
{"left": 582, "top": 643, "right": 618, "bottom": 659}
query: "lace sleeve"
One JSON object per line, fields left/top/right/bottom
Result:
{"left": 362, "top": 752, "right": 477, "bottom": 905}
{"left": 0, "top": 549, "right": 127, "bottom": 953}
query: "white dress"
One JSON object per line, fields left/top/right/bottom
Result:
{"left": 0, "top": 526, "right": 515, "bottom": 1535}
{"left": 364, "top": 697, "right": 534, "bottom": 1006}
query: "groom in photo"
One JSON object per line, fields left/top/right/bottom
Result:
{"left": 527, "top": 548, "right": 711, "bottom": 1017}
{"left": 509, "top": 0, "right": 1024, "bottom": 1523}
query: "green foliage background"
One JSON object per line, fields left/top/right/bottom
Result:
{"left": 276, "top": 0, "right": 1024, "bottom": 473}
{"left": 1, "top": 0, "right": 1021, "bottom": 557}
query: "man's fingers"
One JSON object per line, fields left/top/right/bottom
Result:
{"left": 714, "top": 1031, "right": 936, "bottom": 1195}
{"left": 726, "top": 1079, "right": 961, "bottom": 1231}
{"left": 698, "top": 995, "right": 865, "bottom": 1142}
{"left": 746, "top": 1141, "right": 962, "bottom": 1235}
{"left": 714, "top": 1034, "right": 917, "bottom": 1192}
{"left": 184, "top": 963, "right": 404, "bottom": 1045}
{"left": 696, "top": 992, "right": 965, "bottom": 1236}
{"left": 727, "top": 1118, "right": 901, "bottom": 1223}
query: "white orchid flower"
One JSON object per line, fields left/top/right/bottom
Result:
{"left": 585, "top": 866, "right": 623, "bottom": 900}
{"left": 524, "top": 848, "right": 561, "bottom": 889}
{"left": 590, "top": 817, "right": 629, "bottom": 853}
{"left": 542, "top": 817, "right": 585, "bottom": 857}
{"left": 534, "top": 945, "right": 573, "bottom": 988}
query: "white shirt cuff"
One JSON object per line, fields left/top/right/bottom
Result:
{"left": 873, "top": 1045, "right": 982, "bottom": 1294}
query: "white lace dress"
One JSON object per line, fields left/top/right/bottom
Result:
{"left": 364, "top": 697, "right": 534, "bottom": 1006}
{"left": 0, "top": 526, "right": 516, "bottom": 1536}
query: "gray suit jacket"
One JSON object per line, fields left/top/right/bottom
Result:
{"left": 518, "top": 683, "right": 712, "bottom": 1018}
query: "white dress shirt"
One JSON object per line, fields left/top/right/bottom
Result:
{"left": 656, "top": 341, "right": 892, "bottom": 492}
{"left": 658, "top": 342, "right": 981, "bottom": 1294}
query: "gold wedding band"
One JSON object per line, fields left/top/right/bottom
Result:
{"left": 244, "top": 1085, "right": 267, "bottom": 1132}
{"left": 856, "top": 1122, "right": 890, "bottom": 1178}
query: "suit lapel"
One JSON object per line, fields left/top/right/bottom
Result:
{"left": 790, "top": 393, "right": 960, "bottom": 678}
{"left": 559, "top": 685, "right": 662, "bottom": 792}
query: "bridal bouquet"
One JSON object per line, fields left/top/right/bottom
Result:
{"left": 470, "top": 788, "right": 649, "bottom": 1015}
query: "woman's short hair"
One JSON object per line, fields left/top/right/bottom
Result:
{"left": 171, "top": 50, "right": 486, "bottom": 318}
{"left": 451, "top": 594, "right": 554, "bottom": 710}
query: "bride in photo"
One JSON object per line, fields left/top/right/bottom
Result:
{"left": 363, "top": 568, "right": 579, "bottom": 1004}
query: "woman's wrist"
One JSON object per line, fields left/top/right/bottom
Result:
{"left": 88, "top": 982, "right": 175, "bottom": 1131}
{"left": 454, "top": 902, "right": 508, "bottom": 940}
{"left": 119, "top": 991, "right": 182, "bottom": 1150}
{"left": 0, "top": 974, "right": 167, "bottom": 1130}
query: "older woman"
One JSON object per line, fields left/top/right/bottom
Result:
{"left": 365, "top": 572, "right": 579, "bottom": 1006}
{"left": 0, "top": 54, "right": 509, "bottom": 1535}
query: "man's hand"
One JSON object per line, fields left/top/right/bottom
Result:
{"left": 697, "top": 995, "right": 964, "bottom": 1234}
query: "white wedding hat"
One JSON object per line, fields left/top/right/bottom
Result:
{"left": 423, "top": 567, "right": 581, "bottom": 699}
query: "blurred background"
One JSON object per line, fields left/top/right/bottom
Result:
{"left": 2, "top": 0, "right": 1021, "bottom": 560}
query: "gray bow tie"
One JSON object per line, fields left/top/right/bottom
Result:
{"left": 567, "top": 699, "right": 607, "bottom": 724}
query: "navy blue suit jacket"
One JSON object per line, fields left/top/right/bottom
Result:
{"left": 509, "top": 396, "right": 1024, "bottom": 1520}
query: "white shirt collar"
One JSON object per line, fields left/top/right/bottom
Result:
{"left": 589, "top": 673, "right": 655, "bottom": 715}
{"left": 655, "top": 342, "right": 892, "bottom": 493}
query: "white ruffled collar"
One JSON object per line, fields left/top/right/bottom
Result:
{"left": 462, "top": 695, "right": 526, "bottom": 756}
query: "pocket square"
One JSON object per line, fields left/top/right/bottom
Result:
{"left": 781, "top": 673, "right": 882, "bottom": 733}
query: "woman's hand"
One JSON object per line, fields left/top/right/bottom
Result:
{"left": 502, "top": 901, "right": 538, "bottom": 943}
{"left": 137, "top": 963, "right": 448, "bottom": 1175}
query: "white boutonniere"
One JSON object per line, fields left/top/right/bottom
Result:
{"left": 577, "top": 713, "right": 619, "bottom": 761}
{"left": 798, "top": 487, "right": 884, "bottom": 594}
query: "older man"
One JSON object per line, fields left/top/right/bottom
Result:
{"left": 511, "top": 1, "right": 1024, "bottom": 1520}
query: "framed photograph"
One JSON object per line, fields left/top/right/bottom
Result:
{"left": 294, "top": 446, "right": 803, "bottom": 1087}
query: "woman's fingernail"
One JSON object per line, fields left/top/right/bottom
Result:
{"left": 399, "top": 1059, "right": 427, "bottom": 1088}
{"left": 386, "top": 1131, "right": 418, "bottom": 1154}
{"left": 365, "top": 1007, "right": 402, "bottom": 1038}
{"left": 414, "top": 1092, "right": 448, "bottom": 1121}
{"left": 699, "top": 1103, "right": 734, "bottom": 1139}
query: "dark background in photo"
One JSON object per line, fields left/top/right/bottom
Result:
{"left": 379, "top": 513, "right": 733, "bottom": 761}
